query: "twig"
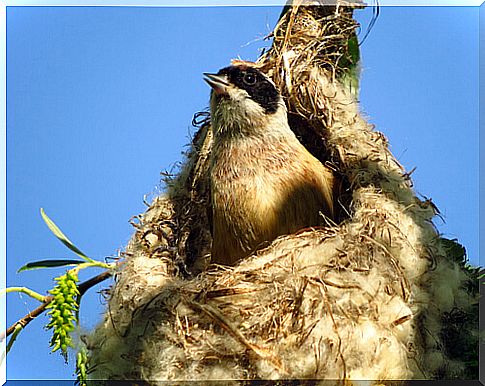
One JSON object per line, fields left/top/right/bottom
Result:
{"left": 1, "top": 270, "right": 113, "bottom": 342}
{"left": 78, "top": 270, "right": 113, "bottom": 297}
{"left": 6, "top": 324, "right": 23, "bottom": 354}
{"left": 3, "top": 295, "right": 54, "bottom": 341}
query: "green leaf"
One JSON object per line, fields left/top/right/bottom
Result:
{"left": 40, "top": 208, "right": 93, "bottom": 262}
{"left": 17, "top": 259, "right": 85, "bottom": 273}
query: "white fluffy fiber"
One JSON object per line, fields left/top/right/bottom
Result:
{"left": 85, "top": 5, "right": 477, "bottom": 384}
{"left": 86, "top": 67, "right": 476, "bottom": 383}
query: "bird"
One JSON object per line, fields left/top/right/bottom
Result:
{"left": 204, "top": 63, "right": 337, "bottom": 266}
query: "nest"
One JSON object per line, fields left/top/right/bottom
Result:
{"left": 86, "top": 2, "right": 479, "bottom": 383}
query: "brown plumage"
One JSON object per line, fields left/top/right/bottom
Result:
{"left": 204, "top": 64, "right": 337, "bottom": 265}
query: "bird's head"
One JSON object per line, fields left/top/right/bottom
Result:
{"left": 204, "top": 65, "right": 286, "bottom": 137}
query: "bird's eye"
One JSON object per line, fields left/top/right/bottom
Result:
{"left": 243, "top": 73, "right": 257, "bottom": 86}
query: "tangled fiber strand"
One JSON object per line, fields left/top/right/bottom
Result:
{"left": 86, "top": 2, "right": 479, "bottom": 383}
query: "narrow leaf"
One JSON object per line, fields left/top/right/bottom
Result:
{"left": 17, "top": 259, "right": 85, "bottom": 273}
{"left": 40, "top": 208, "right": 93, "bottom": 262}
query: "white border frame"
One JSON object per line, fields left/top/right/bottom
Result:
{"left": 1, "top": 3, "right": 6, "bottom": 386}
{"left": 4, "top": 0, "right": 485, "bottom": 6}
{"left": 1, "top": 2, "right": 482, "bottom": 385}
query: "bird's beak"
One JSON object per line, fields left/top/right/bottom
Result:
{"left": 203, "top": 73, "right": 229, "bottom": 95}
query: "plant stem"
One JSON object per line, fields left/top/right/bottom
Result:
{"left": 2, "top": 287, "right": 46, "bottom": 302}
{"left": 6, "top": 324, "right": 23, "bottom": 354}
{"left": 72, "top": 261, "right": 114, "bottom": 273}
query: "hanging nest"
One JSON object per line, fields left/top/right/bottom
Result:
{"left": 86, "top": 2, "right": 479, "bottom": 383}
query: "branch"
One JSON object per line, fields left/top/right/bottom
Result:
{"left": 78, "top": 270, "right": 113, "bottom": 297}
{"left": 1, "top": 270, "right": 113, "bottom": 342}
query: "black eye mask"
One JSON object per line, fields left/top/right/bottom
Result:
{"left": 217, "top": 66, "right": 280, "bottom": 114}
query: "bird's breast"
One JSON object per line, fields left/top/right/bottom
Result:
{"left": 209, "top": 134, "right": 335, "bottom": 265}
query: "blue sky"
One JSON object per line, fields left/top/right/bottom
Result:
{"left": 5, "top": 5, "right": 480, "bottom": 381}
